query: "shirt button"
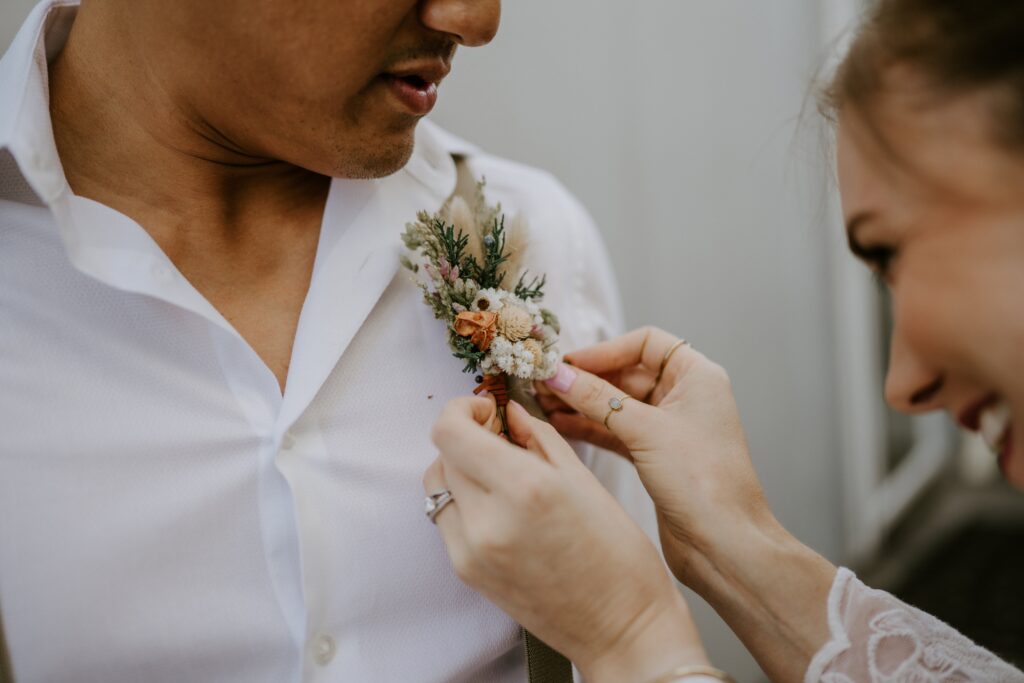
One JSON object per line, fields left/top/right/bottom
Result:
{"left": 151, "top": 264, "right": 174, "bottom": 283}
{"left": 281, "top": 431, "right": 296, "bottom": 450}
{"left": 313, "top": 633, "right": 336, "bottom": 666}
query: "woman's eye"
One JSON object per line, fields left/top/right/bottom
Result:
{"left": 862, "top": 245, "right": 896, "bottom": 281}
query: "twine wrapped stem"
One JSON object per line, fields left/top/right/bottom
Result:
{"left": 474, "top": 373, "right": 511, "bottom": 436}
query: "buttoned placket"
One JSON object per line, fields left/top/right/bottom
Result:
{"left": 273, "top": 164, "right": 457, "bottom": 677}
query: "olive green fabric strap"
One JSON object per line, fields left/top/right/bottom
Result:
{"left": 512, "top": 383, "right": 573, "bottom": 683}
{"left": 452, "top": 155, "right": 573, "bottom": 683}
{"left": 0, "top": 603, "right": 13, "bottom": 683}
{"left": 524, "top": 628, "right": 572, "bottom": 683}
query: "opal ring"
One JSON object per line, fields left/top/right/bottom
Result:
{"left": 603, "top": 395, "right": 632, "bottom": 430}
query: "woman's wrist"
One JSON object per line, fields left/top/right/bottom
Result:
{"left": 580, "top": 586, "right": 710, "bottom": 683}
{"left": 675, "top": 513, "right": 836, "bottom": 683}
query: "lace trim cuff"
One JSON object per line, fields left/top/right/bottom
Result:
{"left": 803, "top": 567, "right": 855, "bottom": 683}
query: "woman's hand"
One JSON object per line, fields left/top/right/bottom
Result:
{"left": 539, "top": 327, "right": 771, "bottom": 580}
{"left": 425, "top": 396, "right": 709, "bottom": 683}
{"left": 539, "top": 327, "right": 837, "bottom": 683}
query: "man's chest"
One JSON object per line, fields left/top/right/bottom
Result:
{"left": 0, "top": 230, "right": 525, "bottom": 681}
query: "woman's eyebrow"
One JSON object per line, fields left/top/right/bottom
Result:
{"left": 845, "top": 212, "right": 875, "bottom": 257}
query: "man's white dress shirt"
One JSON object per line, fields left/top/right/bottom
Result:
{"left": 0, "top": 2, "right": 644, "bottom": 681}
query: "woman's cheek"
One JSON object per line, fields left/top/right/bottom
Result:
{"left": 1005, "top": 418, "right": 1024, "bottom": 489}
{"left": 893, "top": 277, "right": 962, "bottom": 368}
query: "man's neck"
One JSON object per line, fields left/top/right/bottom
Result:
{"left": 47, "top": 5, "right": 333, "bottom": 392}
{"left": 47, "top": 3, "right": 330, "bottom": 264}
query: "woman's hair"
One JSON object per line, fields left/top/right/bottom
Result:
{"left": 823, "top": 0, "right": 1024, "bottom": 151}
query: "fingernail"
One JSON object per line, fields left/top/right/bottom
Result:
{"left": 478, "top": 390, "right": 490, "bottom": 398}
{"left": 544, "top": 363, "right": 577, "bottom": 393}
{"left": 509, "top": 400, "right": 528, "bottom": 416}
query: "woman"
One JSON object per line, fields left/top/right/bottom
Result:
{"left": 424, "top": 1, "right": 1024, "bottom": 682}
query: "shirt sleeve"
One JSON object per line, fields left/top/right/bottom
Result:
{"left": 805, "top": 568, "right": 1024, "bottom": 683}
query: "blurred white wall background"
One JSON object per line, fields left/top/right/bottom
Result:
{"left": 1, "top": 1, "right": 36, "bottom": 49}
{"left": 2, "top": 1, "right": 856, "bottom": 679}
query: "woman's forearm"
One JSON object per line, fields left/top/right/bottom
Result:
{"left": 679, "top": 515, "right": 837, "bottom": 683}
{"left": 582, "top": 589, "right": 711, "bottom": 683}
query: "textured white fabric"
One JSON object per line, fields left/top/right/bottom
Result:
{"left": 805, "top": 569, "right": 1024, "bottom": 683}
{"left": 0, "top": 2, "right": 634, "bottom": 682}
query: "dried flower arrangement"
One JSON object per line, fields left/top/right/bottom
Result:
{"left": 401, "top": 180, "right": 561, "bottom": 434}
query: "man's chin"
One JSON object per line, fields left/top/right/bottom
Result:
{"left": 322, "top": 128, "right": 417, "bottom": 180}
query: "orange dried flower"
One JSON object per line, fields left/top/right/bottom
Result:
{"left": 454, "top": 311, "right": 499, "bottom": 351}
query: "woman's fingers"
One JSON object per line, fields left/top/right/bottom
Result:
{"left": 616, "top": 366, "right": 659, "bottom": 403}
{"left": 506, "top": 400, "right": 541, "bottom": 452}
{"left": 543, "top": 363, "right": 657, "bottom": 446}
{"left": 535, "top": 392, "right": 572, "bottom": 415}
{"left": 423, "top": 456, "right": 448, "bottom": 497}
{"left": 507, "top": 401, "right": 580, "bottom": 468}
{"left": 548, "top": 411, "right": 631, "bottom": 460}
{"left": 564, "top": 326, "right": 680, "bottom": 376}
{"left": 422, "top": 458, "right": 468, "bottom": 557}
{"left": 431, "top": 396, "right": 529, "bottom": 490}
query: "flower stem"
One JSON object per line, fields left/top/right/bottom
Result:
{"left": 497, "top": 404, "right": 510, "bottom": 437}
{"left": 474, "top": 373, "right": 512, "bottom": 437}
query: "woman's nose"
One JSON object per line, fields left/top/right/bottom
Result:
{"left": 884, "top": 328, "right": 944, "bottom": 414}
{"left": 419, "top": 0, "right": 501, "bottom": 47}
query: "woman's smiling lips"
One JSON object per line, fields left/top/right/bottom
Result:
{"left": 957, "top": 393, "right": 1000, "bottom": 431}
{"left": 998, "top": 427, "right": 1014, "bottom": 475}
{"left": 956, "top": 394, "right": 1015, "bottom": 476}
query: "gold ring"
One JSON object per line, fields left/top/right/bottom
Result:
{"left": 660, "top": 338, "right": 689, "bottom": 372}
{"left": 603, "top": 395, "right": 632, "bottom": 430}
{"left": 644, "top": 338, "right": 690, "bottom": 403}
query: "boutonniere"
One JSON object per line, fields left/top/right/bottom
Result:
{"left": 401, "top": 179, "right": 562, "bottom": 434}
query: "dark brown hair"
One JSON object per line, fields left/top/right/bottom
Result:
{"left": 824, "top": 0, "right": 1024, "bottom": 150}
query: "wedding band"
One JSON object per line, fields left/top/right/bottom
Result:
{"left": 425, "top": 490, "right": 455, "bottom": 523}
{"left": 603, "top": 395, "right": 632, "bottom": 430}
{"left": 660, "top": 338, "right": 690, "bottom": 372}
{"left": 644, "top": 338, "right": 690, "bottom": 403}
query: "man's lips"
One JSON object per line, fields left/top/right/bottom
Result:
{"left": 386, "top": 60, "right": 451, "bottom": 86}
{"left": 381, "top": 60, "right": 450, "bottom": 116}
{"left": 383, "top": 75, "right": 439, "bottom": 116}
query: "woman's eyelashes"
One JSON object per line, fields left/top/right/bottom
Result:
{"left": 862, "top": 245, "right": 896, "bottom": 281}
{"left": 849, "top": 238, "right": 897, "bottom": 281}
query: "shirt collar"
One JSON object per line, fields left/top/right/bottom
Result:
{"left": 0, "top": 0, "right": 78, "bottom": 206}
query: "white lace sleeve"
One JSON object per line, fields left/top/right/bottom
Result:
{"left": 804, "top": 568, "right": 1024, "bottom": 683}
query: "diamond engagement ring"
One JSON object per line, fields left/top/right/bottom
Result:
{"left": 603, "top": 395, "right": 632, "bottom": 430}
{"left": 425, "top": 490, "right": 455, "bottom": 524}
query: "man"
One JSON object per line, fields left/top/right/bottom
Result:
{"left": 0, "top": 1, "right": 639, "bottom": 681}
